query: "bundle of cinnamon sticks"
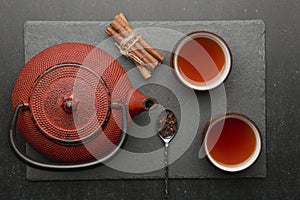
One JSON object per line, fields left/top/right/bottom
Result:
{"left": 105, "top": 13, "right": 164, "bottom": 79}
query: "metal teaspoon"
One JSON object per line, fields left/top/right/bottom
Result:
{"left": 157, "top": 109, "right": 177, "bottom": 200}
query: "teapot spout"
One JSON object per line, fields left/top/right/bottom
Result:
{"left": 128, "top": 89, "right": 157, "bottom": 117}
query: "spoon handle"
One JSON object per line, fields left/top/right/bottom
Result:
{"left": 164, "top": 143, "right": 169, "bottom": 199}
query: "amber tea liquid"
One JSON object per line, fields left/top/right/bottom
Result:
{"left": 206, "top": 117, "right": 257, "bottom": 165}
{"left": 177, "top": 37, "right": 225, "bottom": 83}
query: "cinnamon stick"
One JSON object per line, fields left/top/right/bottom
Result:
{"left": 110, "top": 20, "right": 158, "bottom": 70}
{"left": 105, "top": 27, "right": 123, "bottom": 43}
{"left": 132, "top": 61, "right": 152, "bottom": 79}
{"left": 105, "top": 13, "right": 164, "bottom": 79}
{"left": 105, "top": 27, "right": 152, "bottom": 79}
{"left": 115, "top": 14, "right": 164, "bottom": 63}
{"left": 106, "top": 26, "right": 154, "bottom": 71}
{"left": 118, "top": 13, "right": 131, "bottom": 28}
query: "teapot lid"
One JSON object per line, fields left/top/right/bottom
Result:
{"left": 29, "top": 63, "right": 111, "bottom": 145}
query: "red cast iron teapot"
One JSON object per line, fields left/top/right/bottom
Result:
{"left": 9, "top": 42, "right": 157, "bottom": 169}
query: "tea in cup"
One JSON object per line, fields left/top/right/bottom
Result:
{"left": 171, "top": 31, "right": 232, "bottom": 91}
{"left": 202, "top": 113, "right": 262, "bottom": 172}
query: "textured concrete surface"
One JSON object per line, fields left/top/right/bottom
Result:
{"left": 24, "top": 20, "right": 265, "bottom": 180}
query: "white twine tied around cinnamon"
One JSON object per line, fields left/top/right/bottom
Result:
{"left": 115, "top": 30, "right": 145, "bottom": 66}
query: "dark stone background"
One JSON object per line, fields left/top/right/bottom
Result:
{"left": 0, "top": 0, "right": 299, "bottom": 199}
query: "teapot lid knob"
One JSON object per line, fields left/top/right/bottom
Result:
{"left": 62, "top": 94, "right": 78, "bottom": 113}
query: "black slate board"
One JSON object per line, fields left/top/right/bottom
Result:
{"left": 24, "top": 20, "right": 265, "bottom": 180}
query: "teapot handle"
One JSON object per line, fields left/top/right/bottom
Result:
{"left": 9, "top": 102, "right": 128, "bottom": 169}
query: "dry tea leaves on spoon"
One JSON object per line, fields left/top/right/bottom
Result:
{"left": 157, "top": 110, "right": 177, "bottom": 139}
